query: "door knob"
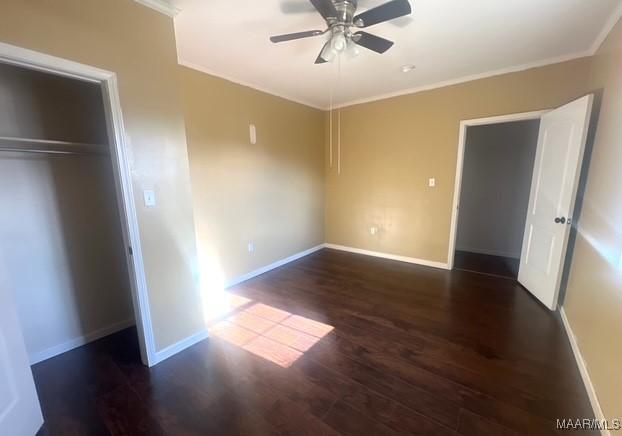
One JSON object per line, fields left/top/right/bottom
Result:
{"left": 554, "top": 217, "right": 566, "bottom": 224}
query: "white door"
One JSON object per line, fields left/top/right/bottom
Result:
{"left": 518, "top": 95, "right": 593, "bottom": 310}
{"left": 0, "top": 262, "right": 43, "bottom": 436}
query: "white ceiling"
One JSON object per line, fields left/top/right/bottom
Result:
{"left": 173, "top": 0, "right": 622, "bottom": 109}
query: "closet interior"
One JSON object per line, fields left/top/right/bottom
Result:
{"left": 0, "top": 62, "right": 137, "bottom": 364}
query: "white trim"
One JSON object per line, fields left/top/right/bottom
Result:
{"left": 335, "top": 52, "right": 591, "bottom": 109}
{"left": 560, "top": 308, "right": 609, "bottom": 436}
{"left": 176, "top": 6, "right": 620, "bottom": 111}
{"left": 447, "top": 110, "right": 549, "bottom": 270}
{"left": 0, "top": 42, "right": 157, "bottom": 367}
{"left": 324, "top": 243, "right": 449, "bottom": 270}
{"left": 226, "top": 244, "right": 325, "bottom": 287}
{"left": 29, "top": 319, "right": 135, "bottom": 365}
{"left": 0, "top": 43, "right": 108, "bottom": 83}
{"left": 335, "top": 6, "right": 622, "bottom": 109}
{"left": 180, "top": 52, "right": 590, "bottom": 112}
{"left": 153, "top": 244, "right": 325, "bottom": 363}
{"left": 153, "top": 329, "right": 209, "bottom": 364}
{"left": 133, "top": 0, "right": 180, "bottom": 17}
{"left": 455, "top": 247, "right": 520, "bottom": 259}
{"left": 149, "top": 242, "right": 453, "bottom": 363}
{"left": 102, "top": 75, "right": 158, "bottom": 367}
{"left": 590, "top": 3, "right": 622, "bottom": 54}
{"left": 178, "top": 59, "right": 324, "bottom": 111}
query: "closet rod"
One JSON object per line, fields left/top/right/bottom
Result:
{"left": 0, "top": 136, "right": 108, "bottom": 156}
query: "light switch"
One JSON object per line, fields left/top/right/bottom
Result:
{"left": 428, "top": 178, "right": 436, "bottom": 188}
{"left": 143, "top": 189, "right": 156, "bottom": 207}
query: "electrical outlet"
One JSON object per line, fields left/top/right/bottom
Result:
{"left": 248, "top": 241, "right": 255, "bottom": 253}
{"left": 428, "top": 178, "right": 436, "bottom": 188}
{"left": 370, "top": 226, "right": 378, "bottom": 235}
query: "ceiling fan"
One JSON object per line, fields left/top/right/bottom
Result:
{"left": 270, "top": 0, "right": 412, "bottom": 64}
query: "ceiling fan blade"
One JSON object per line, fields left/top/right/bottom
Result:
{"left": 309, "top": 0, "right": 339, "bottom": 20}
{"left": 315, "top": 42, "right": 329, "bottom": 64}
{"left": 270, "top": 30, "right": 324, "bottom": 43}
{"left": 353, "top": 31, "right": 394, "bottom": 53}
{"left": 280, "top": 1, "right": 316, "bottom": 13}
{"left": 353, "top": 0, "right": 412, "bottom": 28}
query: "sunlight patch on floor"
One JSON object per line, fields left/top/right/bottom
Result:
{"left": 208, "top": 294, "right": 333, "bottom": 368}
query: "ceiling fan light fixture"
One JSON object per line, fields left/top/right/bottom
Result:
{"left": 320, "top": 42, "right": 337, "bottom": 62}
{"left": 331, "top": 32, "right": 347, "bottom": 52}
{"left": 345, "top": 39, "right": 361, "bottom": 59}
{"left": 270, "top": 0, "right": 413, "bottom": 64}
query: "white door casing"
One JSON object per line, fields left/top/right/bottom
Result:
{"left": 518, "top": 95, "right": 594, "bottom": 310}
{"left": 0, "top": 262, "right": 43, "bottom": 436}
{"left": 0, "top": 42, "right": 157, "bottom": 367}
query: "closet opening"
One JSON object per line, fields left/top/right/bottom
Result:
{"left": 0, "top": 60, "right": 145, "bottom": 367}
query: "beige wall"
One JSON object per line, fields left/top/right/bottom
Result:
{"left": 0, "top": 0, "right": 204, "bottom": 351}
{"left": 564, "top": 18, "right": 622, "bottom": 420}
{"left": 181, "top": 67, "right": 324, "bottom": 283}
{"left": 2, "top": 9, "right": 619, "bottom": 418}
{"left": 325, "top": 58, "right": 592, "bottom": 262}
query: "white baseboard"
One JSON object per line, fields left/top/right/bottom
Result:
{"left": 560, "top": 308, "right": 609, "bottom": 436}
{"left": 30, "top": 318, "right": 135, "bottom": 365}
{"left": 455, "top": 246, "right": 520, "bottom": 259}
{"left": 151, "top": 243, "right": 446, "bottom": 365}
{"left": 152, "top": 244, "right": 325, "bottom": 365}
{"left": 225, "top": 244, "right": 325, "bottom": 288}
{"left": 324, "top": 243, "right": 449, "bottom": 270}
{"left": 153, "top": 328, "right": 210, "bottom": 365}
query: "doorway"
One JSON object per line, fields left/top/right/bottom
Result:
{"left": 0, "top": 43, "right": 158, "bottom": 435}
{"left": 453, "top": 119, "right": 540, "bottom": 278}
{"left": 0, "top": 61, "right": 140, "bottom": 365}
{"left": 447, "top": 97, "right": 594, "bottom": 311}
{"left": 0, "top": 42, "right": 155, "bottom": 366}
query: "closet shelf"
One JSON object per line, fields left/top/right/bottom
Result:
{"left": 0, "top": 136, "right": 109, "bottom": 155}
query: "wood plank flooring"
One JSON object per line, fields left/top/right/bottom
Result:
{"left": 454, "top": 250, "right": 520, "bottom": 279}
{"left": 33, "top": 248, "right": 595, "bottom": 435}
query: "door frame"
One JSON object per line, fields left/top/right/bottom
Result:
{"left": 0, "top": 42, "right": 157, "bottom": 366}
{"left": 446, "top": 110, "right": 550, "bottom": 270}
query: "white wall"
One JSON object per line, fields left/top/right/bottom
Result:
{"left": 456, "top": 120, "right": 540, "bottom": 258}
{"left": 0, "top": 63, "right": 133, "bottom": 363}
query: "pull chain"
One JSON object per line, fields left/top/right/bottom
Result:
{"left": 337, "top": 107, "right": 341, "bottom": 175}
{"left": 337, "top": 54, "right": 342, "bottom": 175}
{"left": 329, "top": 71, "right": 333, "bottom": 168}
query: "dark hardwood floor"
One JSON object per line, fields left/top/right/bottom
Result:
{"left": 454, "top": 250, "right": 520, "bottom": 279}
{"left": 33, "top": 248, "right": 595, "bottom": 435}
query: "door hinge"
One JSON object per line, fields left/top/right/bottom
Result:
{"left": 128, "top": 246, "right": 133, "bottom": 256}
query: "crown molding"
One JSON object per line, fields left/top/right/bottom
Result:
{"left": 178, "top": 59, "right": 325, "bottom": 110}
{"left": 176, "top": 5, "right": 621, "bottom": 111}
{"left": 333, "top": 7, "right": 621, "bottom": 109}
{"left": 590, "top": 2, "right": 622, "bottom": 54}
{"left": 332, "top": 50, "right": 592, "bottom": 109}
{"left": 133, "top": 0, "right": 180, "bottom": 17}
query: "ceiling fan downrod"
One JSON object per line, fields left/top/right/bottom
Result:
{"left": 270, "top": 0, "right": 412, "bottom": 64}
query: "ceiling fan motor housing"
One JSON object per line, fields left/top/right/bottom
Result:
{"left": 270, "top": 0, "right": 412, "bottom": 63}
{"left": 330, "top": 1, "right": 358, "bottom": 26}
{"left": 328, "top": 1, "right": 358, "bottom": 48}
